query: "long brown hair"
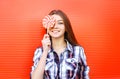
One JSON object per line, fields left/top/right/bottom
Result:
{"left": 48, "top": 10, "right": 78, "bottom": 46}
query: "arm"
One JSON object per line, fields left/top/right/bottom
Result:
{"left": 31, "top": 50, "right": 48, "bottom": 79}
{"left": 31, "top": 34, "right": 51, "bottom": 79}
{"left": 31, "top": 15, "right": 54, "bottom": 79}
{"left": 79, "top": 47, "right": 90, "bottom": 79}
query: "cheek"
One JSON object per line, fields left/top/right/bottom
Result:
{"left": 62, "top": 26, "right": 66, "bottom": 33}
{"left": 62, "top": 28, "right": 66, "bottom": 34}
{"left": 60, "top": 25, "right": 65, "bottom": 29}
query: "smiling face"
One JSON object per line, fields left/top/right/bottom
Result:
{"left": 48, "top": 14, "right": 65, "bottom": 39}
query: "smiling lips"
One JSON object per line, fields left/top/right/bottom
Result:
{"left": 51, "top": 29, "right": 60, "bottom": 34}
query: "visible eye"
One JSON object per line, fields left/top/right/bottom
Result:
{"left": 58, "top": 22, "right": 64, "bottom": 25}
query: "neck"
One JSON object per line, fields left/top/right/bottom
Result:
{"left": 52, "top": 37, "right": 66, "bottom": 50}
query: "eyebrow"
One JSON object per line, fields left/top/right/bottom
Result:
{"left": 57, "top": 20, "right": 63, "bottom": 22}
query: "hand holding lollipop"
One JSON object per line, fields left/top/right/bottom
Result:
{"left": 42, "top": 15, "right": 56, "bottom": 48}
{"left": 42, "top": 15, "right": 56, "bottom": 34}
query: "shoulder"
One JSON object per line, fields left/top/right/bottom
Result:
{"left": 73, "top": 45, "right": 84, "bottom": 51}
{"left": 73, "top": 45, "right": 86, "bottom": 57}
{"left": 33, "top": 47, "right": 43, "bottom": 57}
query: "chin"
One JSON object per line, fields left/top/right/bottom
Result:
{"left": 51, "top": 35, "right": 63, "bottom": 39}
{"left": 52, "top": 36, "right": 60, "bottom": 38}
{"left": 50, "top": 34, "right": 60, "bottom": 37}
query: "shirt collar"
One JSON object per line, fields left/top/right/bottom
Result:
{"left": 65, "top": 40, "right": 74, "bottom": 53}
{"left": 48, "top": 39, "right": 73, "bottom": 53}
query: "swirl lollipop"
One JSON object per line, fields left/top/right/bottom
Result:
{"left": 42, "top": 15, "right": 56, "bottom": 34}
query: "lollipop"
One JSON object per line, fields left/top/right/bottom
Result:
{"left": 42, "top": 15, "right": 56, "bottom": 34}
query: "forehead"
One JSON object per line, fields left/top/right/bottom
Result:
{"left": 52, "top": 14, "right": 63, "bottom": 21}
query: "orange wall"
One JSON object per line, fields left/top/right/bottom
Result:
{"left": 0, "top": 0, "right": 120, "bottom": 79}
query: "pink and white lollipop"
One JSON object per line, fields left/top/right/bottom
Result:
{"left": 42, "top": 15, "right": 56, "bottom": 34}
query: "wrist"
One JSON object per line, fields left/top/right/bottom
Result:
{"left": 43, "top": 50, "right": 48, "bottom": 55}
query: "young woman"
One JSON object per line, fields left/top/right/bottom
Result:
{"left": 31, "top": 10, "right": 90, "bottom": 79}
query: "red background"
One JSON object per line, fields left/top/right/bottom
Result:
{"left": 0, "top": 0, "right": 120, "bottom": 79}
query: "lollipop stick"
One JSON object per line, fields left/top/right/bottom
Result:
{"left": 47, "top": 27, "right": 49, "bottom": 34}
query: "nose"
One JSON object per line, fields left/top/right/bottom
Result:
{"left": 53, "top": 22, "right": 57, "bottom": 28}
{"left": 49, "top": 22, "right": 57, "bottom": 30}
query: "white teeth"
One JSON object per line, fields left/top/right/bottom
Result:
{"left": 53, "top": 31, "right": 58, "bottom": 32}
{"left": 52, "top": 30, "right": 59, "bottom": 33}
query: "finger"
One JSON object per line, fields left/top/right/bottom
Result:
{"left": 47, "top": 43, "right": 51, "bottom": 47}
{"left": 41, "top": 38, "right": 50, "bottom": 43}
{"left": 42, "top": 39, "right": 51, "bottom": 47}
{"left": 43, "top": 34, "right": 50, "bottom": 39}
